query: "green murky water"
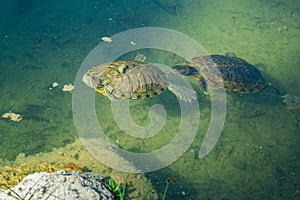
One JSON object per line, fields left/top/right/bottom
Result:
{"left": 0, "top": 0, "right": 299, "bottom": 199}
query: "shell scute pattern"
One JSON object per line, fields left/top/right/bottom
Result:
{"left": 177, "top": 54, "right": 267, "bottom": 94}
{"left": 82, "top": 60, "right": 168, "bottom": 100}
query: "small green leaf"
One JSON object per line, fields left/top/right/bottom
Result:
{"left": 108, "top": 178, "right": 116, "bottom": 191}
{"left": 109, "top": 178, "right": 115, "bottom": 186}
{"left": 114, "top": 185, "right": 121, "bottom": 194}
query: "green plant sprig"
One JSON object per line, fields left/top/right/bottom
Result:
{"left": 107, "top": 174, "right": 129, "bottom": 200}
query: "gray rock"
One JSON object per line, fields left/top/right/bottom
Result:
{"left": 0, "top": 170, "right": 115, "bottom": 200}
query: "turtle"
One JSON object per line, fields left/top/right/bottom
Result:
{"left": 82, "top": 60, "right": 196, "bottom": 102}
{"left": 172, "top": 52, "right": 282, "bottom": 96}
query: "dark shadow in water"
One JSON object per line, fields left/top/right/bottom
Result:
{"left": 150, "top": 0, "right": 182, "bottom": 16}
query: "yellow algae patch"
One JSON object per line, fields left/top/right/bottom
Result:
{"left": 0, "top": 162, "right": 63, "bottom": 188}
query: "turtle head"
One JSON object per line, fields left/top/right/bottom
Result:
{"left": 82, "top": 73, "right": 101, "bottom": 88}
{"left": 225, "top": 52, "right": 237, "bottom": 57}
{"left": 83, "top": 73, "right": 115, "bottom": 99}
{"left": 172, "top": 65, "right": 210, "bottom": 95}
{"left": 172, "top": 65, "right": 200, "bottom": 76}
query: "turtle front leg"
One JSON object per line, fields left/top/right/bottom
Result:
{"left": 196, "top": 76, "right": 209, "bottom": 95}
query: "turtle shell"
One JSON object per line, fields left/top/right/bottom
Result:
{"left": 187, "top": 55, "right": 267, "bottom": 94}
{"left": 82, "top": 60, "right": 168, "bottom": 100}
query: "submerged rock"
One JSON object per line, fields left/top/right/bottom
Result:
{"left": 0, "top": 170, "right": 114, "bottom": 200}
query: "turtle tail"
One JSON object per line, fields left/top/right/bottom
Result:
{"left": 261, "top": 85, "right": 282, "bottom": 97}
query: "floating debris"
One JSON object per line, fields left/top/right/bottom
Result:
{"left": 62, "top": 83, "right": 74, "bottom": 92}
{"left": 49, "top": 81, "right": 59, "bottom": 90}
{"left": 2, "top": 111, "right": 22, "bottom": 122}
{"left": 130, "top": 41, "right": 136, "bottom": 46}
{"left": 282, "top": 94, "right": 300, "bottom": 111}
{"left": 278, "top": 25, "right": 288, "bottom": 33}
{"left": 52, "top": 82, "right": 59, "bottom": 88}
{"left": 101, "top": 36, "right": 112, "bottom": 43}
{"left": 64, "top": 162, "right": 85, "bottom": 173}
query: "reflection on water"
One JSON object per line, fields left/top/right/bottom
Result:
{"left": 0, "top": 0, "right": 299, "bottom": 199}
